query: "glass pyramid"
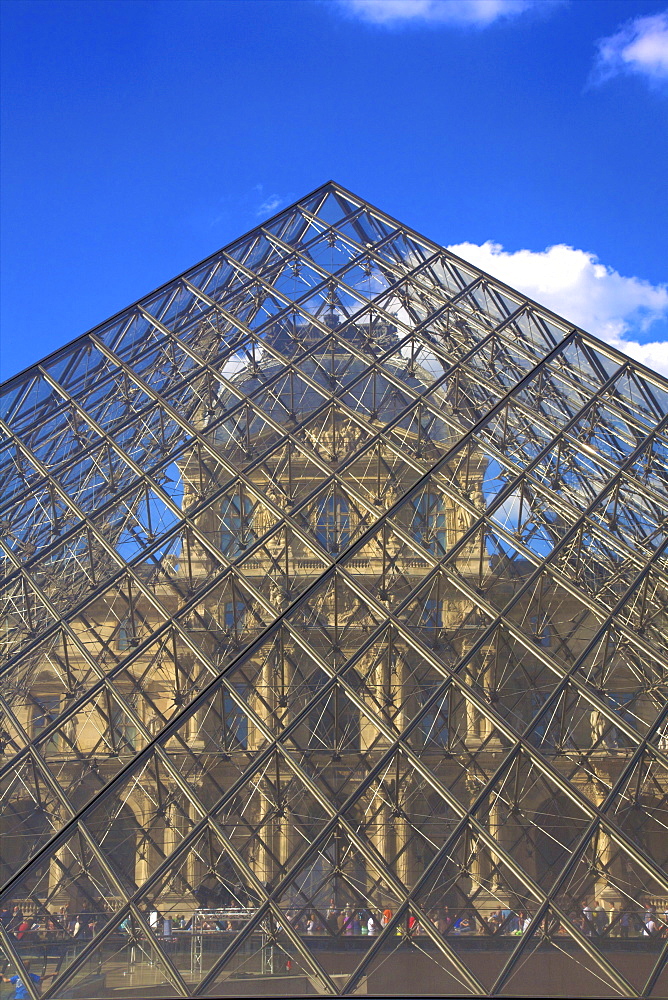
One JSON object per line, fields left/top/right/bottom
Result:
{"left": 1, "top": 182, "right": 667, "bottom": 999}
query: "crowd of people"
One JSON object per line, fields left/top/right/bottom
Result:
{"left": 184, "top": 899, "right": 668, "bottom": 940}
{"left": 2, "top": 898, "right": 667, "bottom": 946}
{"left": 279, "top": 899, "right": 668, "bottom": 939}
{"left": 0, "top": 906, "right": 103, "bottom": 943}
{"left": 1, "top": 899, "right": 666, "bottom": 1000}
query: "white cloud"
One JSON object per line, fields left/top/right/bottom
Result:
{"left": 256, "top": 195, "right": 284, "bottom": 218}
{"left": 338, "top": 0, "right": 543, "bottom": 28}
{"left": 593, "top": 10, "right": 668, "bottom": 85}
{"left": 446, "top": 240, "right": 668, "bottom": 376}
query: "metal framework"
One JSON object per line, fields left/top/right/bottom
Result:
{"left": 0, "top": 181, "right": 667, "bottom": 998}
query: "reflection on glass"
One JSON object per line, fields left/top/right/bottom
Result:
{"left": 0, "top": 183, "right": 666, "bottom": 1000}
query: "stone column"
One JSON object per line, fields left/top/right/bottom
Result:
{"left": 253, "top": 781, "right": 274, "bottom": 887}
{"left": 487, "top": 796, "right": 506, "bottom": 896}
{"left": 465, "top": 774, "right": 484, "bottom": 903}
{"left": 394, "top": 812, "right": 413, "bottom": 890}
{"left": 135, "top": 795, "right": 151, "bottom": 888}
{"left": 461, "top": 643, "right": 482, "bottom": 749}
{"left": 591, "top": 774, "right": 623, "bottom": 915}
{"left": 360, "top": 646, "right": 391, "bottom": 751}
{"left": 163, "top": 798, "right": 180, "bottom": 860}
{"left": 48, "top": 838, "right": 75, "bottom": 912}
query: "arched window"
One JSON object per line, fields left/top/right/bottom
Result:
{"left": 419, "top": 681, "right": 449, "bottom": 748}
{"left": 220, "top": 494, "right": 254, "bottom": 557}
{"left": 117, "top": 621, "right": 130, "bottom": 651}
{"left": 221, "top": 683, "right": 248, "bottom": 750}
{"left": 415, "top": 491, "right": 447, "bottom": 555}
{"left": 223, "top": 596, "right": 246, "bottom": 637}
{"left": 530, "top": 615, "right": 551, "bottom": 647}
{"left": 420, "top": 597, "right": 442, "bottom": 629}
{"left": 110, "top": 698, "right": 137, "bottom": 751}
{"left": 316, "top": 494, "right": 350, "bottom": 553}
{"left": 31, "top": 694, "right": 61, "bottom": 753}
{"left": 31, "top": 695, "right": 60, "bottom": 739}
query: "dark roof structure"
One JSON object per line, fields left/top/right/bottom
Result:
{"left": 1, "top": 182, "right": 667, "bottom": 999}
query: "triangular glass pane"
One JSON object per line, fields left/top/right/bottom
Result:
{"left": 0, "top": 824, "right": 130, "bottom": 990}
{"left": 473, "top": 750, "right": 592, "bottom": 894}
{"left": 341, "top": 365, "right": 418, "bottom": 425}
{"left": 626, "top": 433, "right": 668, "bottom": 497}
{"left": 614, "top": 565, "right": 668, "bottom": 657}
{"left": 284, "top": 572, "right": 384, "bottom": 669}
{"left": 81, "top": 748, "right": 200, "bottom": 894}
{"left": 383, "top": 399, "right": 456, "bottom": 466}
{"left": 346, "top": 909, "right": 480, "bottom": 996}
{"left": 497, "top": 909, "right": 630, "bottom": 998}
{"left": 555, "top": 825, "right": 668, "bottom": 945}
{"left": 345, "top": 523, "right": 433, "bottom": 610}
{"left": 112, "top": 625, "right": 217, "bottom": 739}
{"left": 275, "top": 823, "right": 404, "bottom": 943}
{"left": 237, "top": 524, "right": 329, "bottom": 610}
{"left": 49, "top": 908, "right": 183, "bottom": 999}
{"left": 297, "top": 403, "right": 375, "bottom": 467}
{"left": 602, "top": 367, "right": 668, "bottom": 428}
{"left": 395, "top": 570, "right": 495, "bottom": 664}
{"left": 38, "top": 686, "right": 148, "bottom": 800}
{"left": 410, "top": 828, "right": 533, "bottom": 993}
{"left": 0, "top": 439, "right": 43, "bottom": 509}
{"left": 522, "top": 680, "right": 643, "bottom": 762}
{"left": 137, "top": 826, "right": 262, "bottom": 986}
{"left": 247, "top": 436, "right": 329, "bottom": 510}
{"left": 280, "top": 680, "right": 374, "bottom": 810}
{"left": 649, "top": 958, "right": 668, "bottom": 999}
{"left": 295, "top": 480, "right": 376, "bottom": 558}
{"left": 65, "top": 574, "right": 171, "bottom": 678}
{"left": 605, "top": 750, "right": 668, "bottom": 877}
{"left": 307, "top": 188, "right": 355, "bottom": 226}
{"left": 0, "top": 628, "right": 97, "bottom": 739}
{"left": 0, "top": 752, "right": 67, "bottom": 889}
{"left": 212, "top": 749, "right": 331, "bottom": 888}
{"left": 174, "top": 571, "right": 273, "bottom": 670}
{"left": 0, "top": 573, "right": 60, "bottom": 660}
{"left": 200, "top": 904, "right": 334, "bottom": 996}
{"left": 206, "top": 400, "right": 286, "bottom": 470}
{"left": 2, "top": 482, "right": 80, "bottom": 562}
{"left": 339, "top": 750, "right": 463, "bottom": 889}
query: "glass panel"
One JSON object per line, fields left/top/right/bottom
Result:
{"left": 1, "top": 184, "right": 667, "bottom": 1000}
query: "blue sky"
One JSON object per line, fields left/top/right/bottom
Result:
{"left": 1, "top": 0, "right": 667, "bottom": 379}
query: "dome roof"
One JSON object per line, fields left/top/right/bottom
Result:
{"left": 212, "top": 319, "right": 453, "bottom": 449}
